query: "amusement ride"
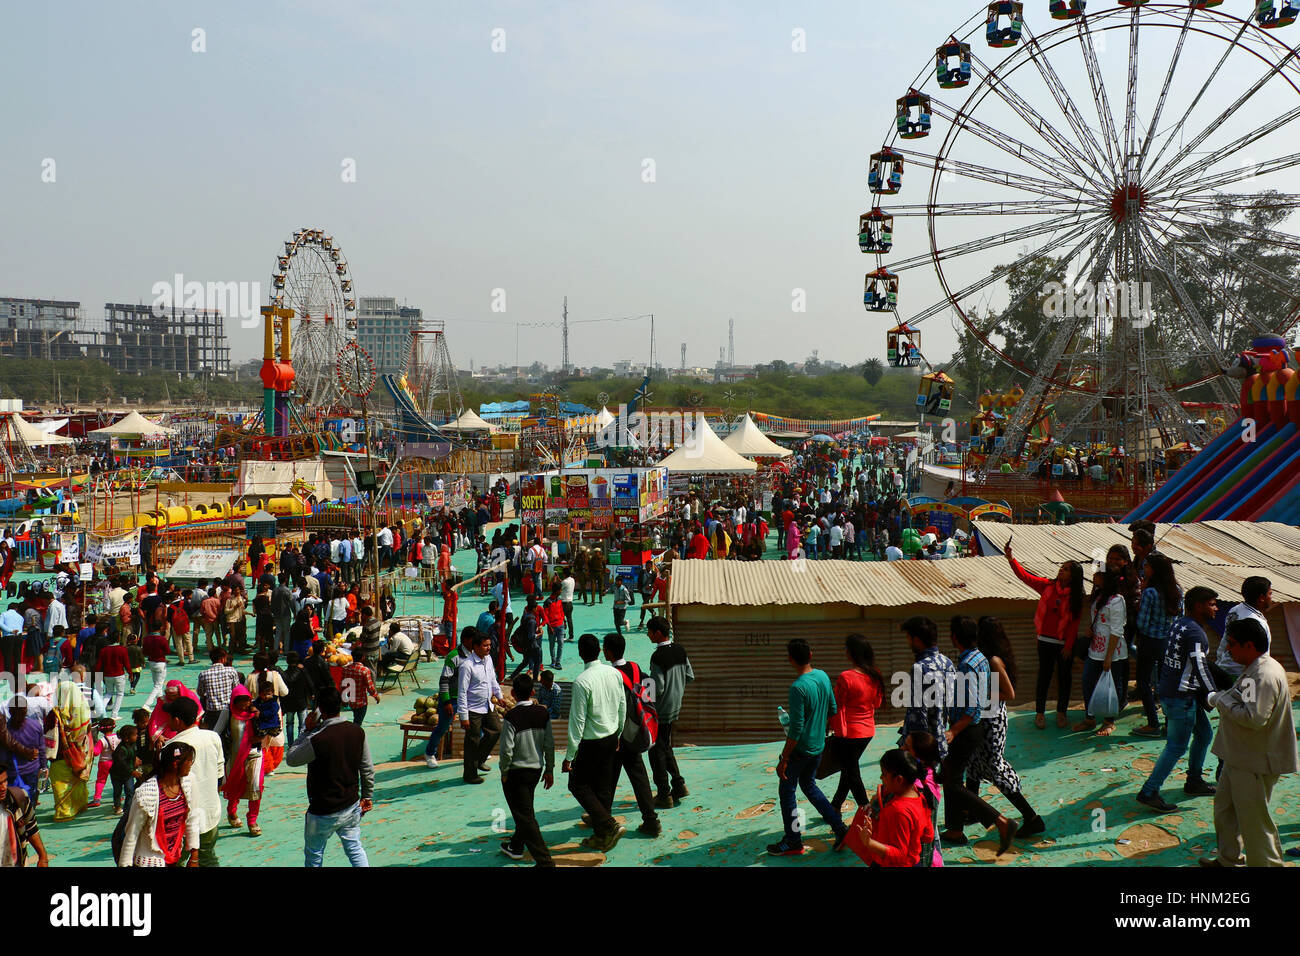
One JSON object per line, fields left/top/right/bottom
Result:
{"left": 860, "top": 1, "right": 1300, "bottom": 496}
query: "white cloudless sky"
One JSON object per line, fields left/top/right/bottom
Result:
{"left": 3, "top": 1, "right": 1295, "bottom": 371}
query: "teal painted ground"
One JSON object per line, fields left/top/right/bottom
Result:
{"left": 12, "top": 531, "right": 1299, "bottom": 867}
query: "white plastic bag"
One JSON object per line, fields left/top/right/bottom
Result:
{"left": 1089, "top": 670, "right": 1120, "bottom": 719}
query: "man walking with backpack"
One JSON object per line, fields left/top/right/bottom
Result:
{"left": 603, "top": 632, "right": 660, "bottom": 837}
{"left": 647, "top": 615, "right": 692, "bottom": 808}
{"left": 565, "top": 633, "right": 627, "bottom": 852}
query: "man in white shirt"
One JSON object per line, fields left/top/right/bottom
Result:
{"left": 490, "top": 575, "right": 513, "bottom": 621}
{"left": 885, "top": 544, "right": 904, "bottom": 561}
{"left": 380, "top": 622, "right": 416, "bottom": 669}
{"left": 564, "top": 634, "right": 628, "bottom": 852}
{"left": 559, "top": 570, "right": 576, "bottom": 643}
{"left": 457, "top": 632, "right": 502, "bottom": 785}
{"left": 165, "top": 696, "right": 225, "bottom": 866}
{"left": 44, "top": 596, "right": 67, "bottom": 637}
{"left": 376, "top": 525, "right": 394, "bottom": 570}
{"left": 1217, "top": 577, "right": 1273, "bottom": 676}
{"left": 351, "top": 534, "right": 365, "bottom": 584}
{"left": 828, "top": 522, "right": 844, "bottom": 558}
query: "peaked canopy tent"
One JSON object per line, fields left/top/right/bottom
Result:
{"left": 441, "top": 409, "right": 498, "bottom": 435}
{"left": 1, "top": 413, "right": 74, "bottom": 448}
{"left": 595, "top": 406, "right": 616, "bottom": 428}
{"left": 656, "top": 418, "right": 757, "bottom": 474}
{"left": 722, "top": 414, "right": 793, "bottom": 459}
{"left": 87, "top": 411, "right": 176, "bottom": 438}
{"left": 89, "top": 410, "right": 176, "bottom": 466}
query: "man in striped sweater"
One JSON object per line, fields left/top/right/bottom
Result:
{"left": 499, "top": 673, "right": 555, "bottom": 866}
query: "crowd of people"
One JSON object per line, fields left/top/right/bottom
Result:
{"left": 0, "top": 454, "right": 1296, "bottom": 870}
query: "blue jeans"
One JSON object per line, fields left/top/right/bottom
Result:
{"left": 424, "top": 705, "right": 454, "bottom": 758}
{"left": 284, "top": 708, "right": 309, "bottom": 745}
{"left": 1141, "top": 697, "right": 1212, "bottom": 797}
{"left": 112, "top": 776, "right": 136, "bottom": 811}
{"left": 303, "top": 801, "right": 369, "bottom": 867}
{"left": 779, "top": 750, "right": 844, "bottom": 845}
{"left": 547, "top": 626, "right": 564, "bottom": 667}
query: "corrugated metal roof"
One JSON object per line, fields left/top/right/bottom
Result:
{"left": 973, "top": 521, "right": 1300, "bottom": 570}
{"left": 670, "top": 556, "right": 1041, "bottom": 608}
{"left": 671, "top": 552, "right": 1300, "bottom": 610}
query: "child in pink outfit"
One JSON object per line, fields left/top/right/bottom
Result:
{"left": 88, "top": 719, "right": 120, "bottom": 808}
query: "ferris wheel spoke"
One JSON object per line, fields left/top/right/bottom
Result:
{"left": 886, "top": 199, "right": 1094, "bottom": 217}
{"left": 928, "top": 98, "right": 1096, "bottom": 192}
{"left": 1151, "top": 105, "right": 1300, "bottom": 191}
{"left": 1135, "top": 3, "right": 1196, "bottom": 173}
{"left": 908, "top": 217, "right": 1104, "bottom": 325}
{"left": 1163, "top": 150, "right": 1300, "bottom": 198}
{"left": 1072, "top": 12, "right": 1123, "bottom": 177}
{"left": 1147, "top": 212, "right": 1300, "bottom": 318}
{"left": 1013, "top": 226, "right": 1121, "bottom": 363}
{"left": 1136, "top": 227, "right": 1237, "bottom": 405}
{"left": 1148, "top": 35, "right": 1300, "bottom": 188}
{"left": 1009, "top": 32, "right": 1116, "bottom": 184}
{"left": 1122, "top": 5, "right": 1141, "bottom": 163}
{"left": 889, "top": 211, "right": 1096, "bottom": 273}
{"left": 896, "top": 148, "right": 1096, "bottom": 204}
{"left": 1171, "top": 210, "right": 1300, "bottom": 259}
{"left": 1142, "top": 19, "right": 1252, "bottom": 186}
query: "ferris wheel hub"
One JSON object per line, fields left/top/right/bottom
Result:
{"left": 1109, "top": 184, "right": 1148, "bottom": 224}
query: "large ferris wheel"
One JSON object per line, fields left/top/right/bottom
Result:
{"left": 861, "top": 1, "right": 1300, "bottom": 477}
{"left": 271, "top": 228, "right": 358, "bottom": 409}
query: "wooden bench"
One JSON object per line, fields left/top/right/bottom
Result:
{"left": 400, "top": 715, "right": 455, "bottom": 761}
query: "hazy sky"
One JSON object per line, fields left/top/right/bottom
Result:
{"left": 3, "top": 1, "right": 1296, "bottom": 370}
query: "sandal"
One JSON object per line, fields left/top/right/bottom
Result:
{"left": 228, "top": 815, "right": 243, "bottom": 828}
{"left": 249, "top": 824, "right": 262, "bottom": 837}
{"left": 1096, "top": 721, "right": 1115, "bottom": 737}
{"left": 1055, "top": 713, "right": 1069, "bottom": 729}
{"left": 1133, "top": 724, "right": 1162, "bottom": 737}
{"left": 1034, "top": 713, "right": 1046, "bottom": 730}
{"left": 1072, "top": 718, "right": 1096, "bottom": 732}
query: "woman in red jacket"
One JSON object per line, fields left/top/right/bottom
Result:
{"left": 1005, "top": 544, "right": 1084, "bottom": 729}
{"left": 829, "top": 634, "right": 884, "bottom": 814}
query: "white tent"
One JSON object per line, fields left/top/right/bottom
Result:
{"left": 656, "top": 417, "right": 757, "bottom": 474}
{"left": 722, "top": 414, "right": 793, "bottom": 459}
{"left": 442, "top": 409, "right": 497, "bottom": 434}
{"left": 595, "top": 406, "right": 616, "bottom": 428}
{"left": 0, "top": 413, "right": 73, "bottom": 448}
{"left": 88, "top": 411, "right": 175, "bottom": 438}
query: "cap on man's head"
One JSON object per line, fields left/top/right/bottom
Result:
{"left": 162, "top": 696, "right": 199, "bottom": 725}
{"left": 11, "top": 694, "right": 26, "bottom": 708}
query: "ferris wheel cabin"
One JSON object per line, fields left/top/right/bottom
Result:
{"left": 859, "top": 209, "right": 895, "bottom": 253}
{"left": 886, "top": 322, "right": 920, "bottom": 366}
{"left": 936, "top": 39, "right": 972, "bottom": 89}
{"left": 868, "top": 147, "right": 905, "bottom": 195}
{"left": 1117, "top": 0, "right": 1151, "bottom": 7}
{"left": 1256, "top": 1, "right": 1300, "bottom": 28}
{"left": 896, "top": 90, "right": 932, "bottom": 139}
{"left": 1050, "top": 0, "right": 1086, "bottom": 19}
{"left": 917, "top": 371, "right": 955, "bottom": 416}
{"left": 986, "top": 2, "right": 1025, "bottom": 47}
{"left": 864, "top": 268, "right": 899, "bottom": 312}
{"left": 1190, "top": 0, "right": 1222, "bottom": 7}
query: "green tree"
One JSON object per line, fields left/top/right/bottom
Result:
{"left": 861, "top": 357, "right": 884, "bottom": 387}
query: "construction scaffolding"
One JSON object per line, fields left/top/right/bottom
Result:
{"left": 87, "top": 304, "right": 231, "bottom": 378}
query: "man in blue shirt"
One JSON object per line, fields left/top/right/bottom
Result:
{"left": 769, "top": 638, "right": 847, "bottom": 856}
{"left": 935, "top": 616, "right": 1020, "bottom": 855}
{"left": 1138, "top": 587, "right": 1220, "bottom": 813}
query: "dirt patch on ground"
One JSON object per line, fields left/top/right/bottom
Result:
{"left": 1114, "top": 823, "right": 1179, "bottom": 859}
{"left": 736, "top": 802, "right": 775, "bottom": 820}
{"left": 550, "top": 843, "right": 606, "bottom": 866}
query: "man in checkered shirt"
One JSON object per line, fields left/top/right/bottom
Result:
{"left": 197, "top": 647, "right": 239, "bottom": 735}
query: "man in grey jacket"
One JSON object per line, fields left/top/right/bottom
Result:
{"left": 1200, "top": 617, "right": 1298, "bottom": 868}
{"left": 647, "top": 616, "right": 693, "bottom": 808}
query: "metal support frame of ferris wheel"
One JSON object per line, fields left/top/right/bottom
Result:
{"left": 869, "top": 2, "right": 1300, "bottom": 481}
